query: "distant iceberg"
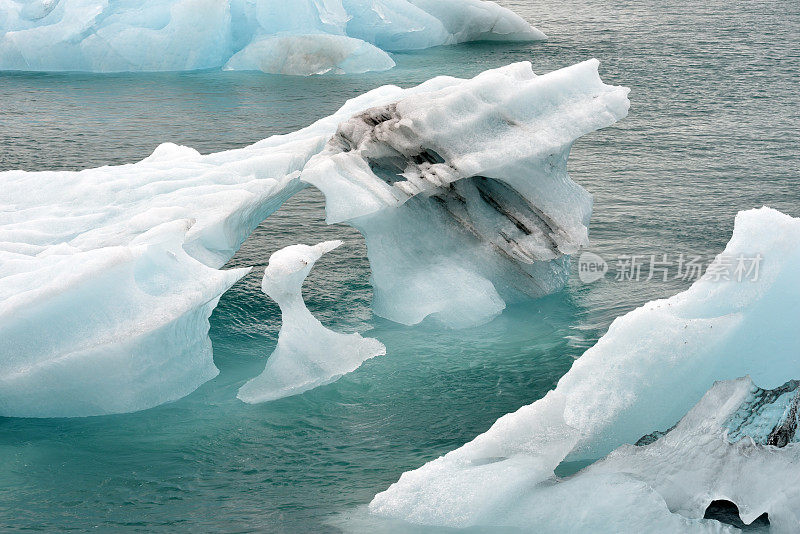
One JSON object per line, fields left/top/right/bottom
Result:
{"left": 0, "top": 0, "right": 545, "bottom": 75}
{"left": 0, "top": 60, "right": 625, "bottom": 417}
{"left": 237, "top": 240, "right": 385, "bottom": 404}
{"left": 369, "top": 207, "right": 800, "bottom": 531}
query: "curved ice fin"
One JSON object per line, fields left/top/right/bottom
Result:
{"left": 238, "top": 241, "right": 385, "bottom": 404}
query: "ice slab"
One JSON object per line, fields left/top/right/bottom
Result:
{"left": 0, "top": 220, "right": 247, "bottom": 418}
{"left": 0, "top": 0, "right": 544, "bottom": 74}
{"left": 583, "top": 376, "right": 800, "bottom": 531}
{"left": 369, "top": 207, "right": 800, "bottom": 529}
{"left": 517, "top": 376, "right": 799, "bottom": 533}
{"left": 237, "top": 241, "right": 385, "bottom": 403}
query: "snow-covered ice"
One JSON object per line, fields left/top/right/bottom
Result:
{"left": 0, "top": 60, "right": 625, "bottom": 416}
{"left": 303, "top": 59, "right": 629, "bottom": 327}
{"left": 237, "top": 241, "right": 385, "bottom": 403}
{"left": 369, "top": 207, "right": 800, "bottom": 530}
{"left": 0, "top": 0, "right": 545, "bottom": 74}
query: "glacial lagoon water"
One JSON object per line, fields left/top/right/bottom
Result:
{"left": 0, "top": 0, "right": 798, "bottom": 531}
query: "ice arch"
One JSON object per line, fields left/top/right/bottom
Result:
{"left": 0, "top": 60, "right": 628, "bottom": 416}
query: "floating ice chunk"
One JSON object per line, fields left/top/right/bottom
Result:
{"left": 0, "top": 85, "right": 404, "bottom": 417}
{"left": 405, "top": 0, "right": 547, "bottom": 45}
{"left": 0, "top": 60, "right": 623, "bottom": 416}
{"left": 0, "top": 0, "right": 235, "bottom": 72}
{"left": 370, "top": 207, "right": 800, "bottom": 528}
{"left": 303, "top": 59, "right": 630, "bottom": 327}
{"left": 237, "top": 241, "right": 385, "bottom": 403}
{"left": 0, "top": 0, "right": 544, "bottom": 74}
{"left": 224, "top": 34, "right": 395, "bottom": 75}
{"left": 0, "top": 137, "right": 304, "bottom": 418}
{"left": 342, "top": 0, "right": 546, "bottom": 51}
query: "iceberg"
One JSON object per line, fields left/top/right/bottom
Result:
{"left": 0, "top": 220, "right": 248, "bottom": 419}
{"left": 237, "top": 240, "right": 385, "bottom": 403}
{"left": 302, "top": 59, "right": 629, "bottom": 327}
{"left": 369, "top": 207, "right": 800, "bottom": 529}
{"left": 0, "top": 60, "right": 625, "bottom": 417}
{"left": 0, "top": 84, "right": 401, "bottom": 418}
{"left": 0, "top": 0, "right": 545, "bottom": 75}
{"left": 224, "top": 34, "right": 395, "bottom": 76}
{"left": 367, "top": 376, "right": 796, "bottom": 532}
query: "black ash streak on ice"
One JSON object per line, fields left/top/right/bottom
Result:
{"left": 330, "top": 103, "right": 570, "bottom": 268}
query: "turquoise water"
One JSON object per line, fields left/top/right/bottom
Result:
{"left": 1, "top": 0, "right": 798, "bottom": 531}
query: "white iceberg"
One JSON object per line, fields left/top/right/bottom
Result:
{"left": 302, "top": 59, "right": 629, "bottom": 327}
{"left": 369, "top": 207, "right": 800, "bottom": 530}
{"left": 344, "top": 0, "right": 545, "bottom": 51}
{"left": 0, "top": 83, "right": 401, "bottom": 418}
{"left": 0, "top": 60, "right": 625, "bottom": 416}
{"left": 0, "top": 0, "right": 544, "bottom": 74}
{"left": 237, "top": 240, "right": 385, "bottom": 403}
{"left": 224, "top": 33, "right": 396, "bottom": 76}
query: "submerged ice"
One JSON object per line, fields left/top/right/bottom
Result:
{"left": 0, "top": 60, "right": 626, "bottom": 416}
{"left": 369, "top": 207, "right": 800, "bottom": 531}
{"left": 237, "top": 241, "right": 385, "bottom": 404}
{"left": 0, "top": 0, "right": 545, "bottom": 74}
